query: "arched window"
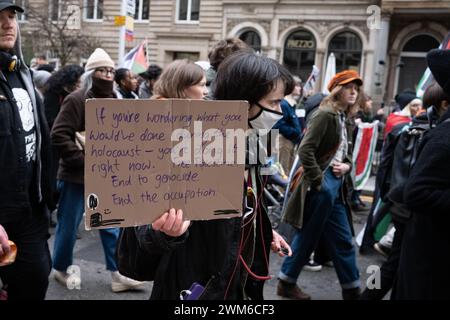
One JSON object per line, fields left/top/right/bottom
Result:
{"left": 397, "top": 34, "right": 439, "bottom": 93}
{"left": 329, "top": 31, "right": 362, "bottom": 72}
{"left": 283, "top": 29, "right": 316, "bottom": 81}
{"left": 239, "top": 30, "right": 261, "bottom": 53}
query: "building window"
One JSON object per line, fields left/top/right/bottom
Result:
{"left": 84, "top": 0, "right": 103, "bottom": 21}
{"left": 176, "top": 0, "right": 200, "bottom": 23}
{"left": 239, "top": 30, "right": 261, "bottom": 53}
{"left": 173, "top": 51, "right": 199, "bottom": 61}
{"left": 134, "top": 0, "right": 149, "bottom": 21}
{"left": 14, "top": 0, "right": 26, "bottom": 21}
{"left": 329, "top": 31, "right": 362, "bottom": 73}
{"left": 50, "top": 0, "right": 62, "bottom": 21}
{"left": 397, "top": 34, "right": 439, "bottom": 94}
{"left": 283, "top": 29, "right": 316, "bottom": 81}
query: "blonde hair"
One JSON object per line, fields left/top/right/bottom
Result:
{"left": 152, "top": 59, "right": 205, "bottom": 99}
{"left": 320, "top": 83, "right": 360, "bottom": 116}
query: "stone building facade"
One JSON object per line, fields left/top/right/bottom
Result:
{"left": 17, "top": 0, "right": 450, "bottom": 104}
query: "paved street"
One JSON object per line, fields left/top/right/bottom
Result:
{"left": 45, "top": 183, "right": 386, "bottom": 300}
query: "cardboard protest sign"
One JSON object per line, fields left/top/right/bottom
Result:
{"left": 84, "top": 99, "right": 248, "bottom": 229}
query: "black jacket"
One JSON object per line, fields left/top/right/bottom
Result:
{"left": 44, "top": 89, "right": 67, "bottom": 131}
{"left": 0, "top": 71, "right": 53, "bottom": 222}
{"left": 304, "top": 93, "right": 326, "bottom": 124}
{"left": 395, "top": 109, "right": 450, "bottom": 299}
{"left": 387, "top": 113, "right": 430, "bottom": 222}
{"left": 128, "top": 166, "right": 273, "bottom": 300}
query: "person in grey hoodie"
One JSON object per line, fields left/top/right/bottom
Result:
{"left": 0, "top": 0, "right": 54, "bottom": 300}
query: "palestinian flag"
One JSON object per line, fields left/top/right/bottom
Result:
{"left": 121, "top": 42, "right": 148, "bottom": 75}
{"left": 352, "top": 121, "right": 379, "bottom": 190}
{"left": 416, "top": 31, "right": 450, "bottom": 97}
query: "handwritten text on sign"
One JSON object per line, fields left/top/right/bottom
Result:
{"left": 85, "top": 99, "right": 248, "bottom": 229}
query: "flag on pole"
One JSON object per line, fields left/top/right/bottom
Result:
{"left": 416, "top": 31, "right": 450, "bottom": 98}
{"left": 322, "top": 53, "right": 336, "bottom": 94}
{"left": 121, "top": 42, "right": 148, "bottom": 74}
{"left": 124, "top": 0, "right": 135, "bottom": 41}
{"left": 352, "top": 120, "right": 379, "bottom": 190}
{"left": 125, "top": 16, "right": 134, "bottom": 42}
{"left": 145, "top": 37, "right": 150, "bottom": 66}
{"left": 302, "top": 65, "right": 320, "bottom": 94}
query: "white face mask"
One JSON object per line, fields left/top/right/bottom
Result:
{"left": 249, "top": 103, "right": 283, "bottom": 130}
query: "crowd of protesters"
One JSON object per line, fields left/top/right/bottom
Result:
{"left": 1, "top": 0, "right": 450, "bottom": 301}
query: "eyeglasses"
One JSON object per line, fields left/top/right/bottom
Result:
{"left": 95, "top": 68, "right": 115, "bottom": 76}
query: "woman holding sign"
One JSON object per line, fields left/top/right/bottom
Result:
{"left": 118, "top": 54, "right": 293, "bottom": 300}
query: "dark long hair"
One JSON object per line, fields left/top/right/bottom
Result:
{"left": 213, "top": 51, "right": 294, "bottom": 105}
{"left": 46, "top": 64, "right": 84, "bottom": 96}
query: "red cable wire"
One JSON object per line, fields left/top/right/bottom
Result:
{"left": 239, "top": 255, "right": 271, "bottom": 280}
{"left": 223, "top": 214, "right": 245, "bottom": 299}
{"left": 223, "top": 169, "right": 273, "bottom": 297}
{"left": 240, "top": 173, "right": 272, "bottom": 281}
{"left": 224, "top": 185, "right": 258, "bottom": 298}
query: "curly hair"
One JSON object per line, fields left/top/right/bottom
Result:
{"left": 46, "top": 64, "right": 84, "bottom": 95}
{"left": 208, "top": 38, "right": 251, "bottom": 71}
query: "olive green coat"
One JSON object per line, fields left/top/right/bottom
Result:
{"left": 281, "top": 104, "right": 354, "bottom": 229}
